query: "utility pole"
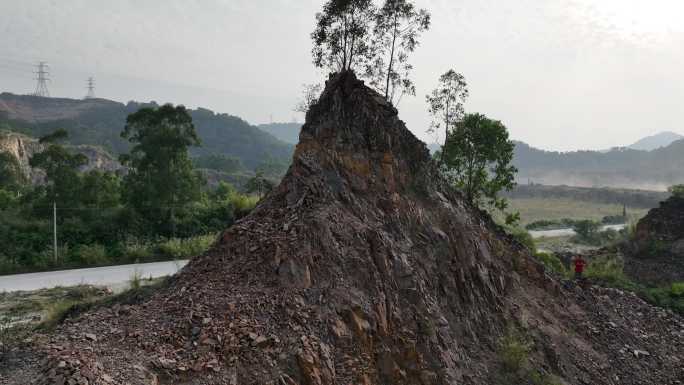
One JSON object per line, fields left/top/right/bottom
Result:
{"left": 85, "top": 77, "right": 95, "bottom": 99}
{"left": 53, "top": 201, "right": 58, "bottom": 262}
{"left": 33, "top": 61, "right": 50, "bottom": 97}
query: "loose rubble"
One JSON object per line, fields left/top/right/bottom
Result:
{"left": 3, "top": 72, "right": 682, "bottom": 385}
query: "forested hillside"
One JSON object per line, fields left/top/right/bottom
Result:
{"left": 514, "top": 140, "right": 684, "bottom": 190}
{"left": 0, "top": 93, "right": 293, "bottom": 169}
{"left": 258, "top": 122, "right": 302, "bottom": 144}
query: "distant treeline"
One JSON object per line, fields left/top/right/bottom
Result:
{"left": 0, "top": 93, "right": 293, "bottom": 170}
{"left": 504, "top": 184, "right": 669, "bottom": 209}
{"left": 513, "top": 140, "right": 684, "bottom": 188}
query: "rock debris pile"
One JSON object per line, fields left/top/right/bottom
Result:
{"left": 12, "top": 72, "right": 683, "bottom": 385}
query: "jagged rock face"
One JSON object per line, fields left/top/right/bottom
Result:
{"left": 628, "top": 197, "right": 684, "bottom": 284}
{"left": 31, "top": 72, "right": 684, "bottom": 385}
{"left": 0, "top": 131, "right": 122, "bottom": 183}
{"left": 0, "top": 131, "right": 43, "bottom": 182}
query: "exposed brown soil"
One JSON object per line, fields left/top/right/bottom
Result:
{"left": 4, "top": 72, "right": 682, "bottom": 385}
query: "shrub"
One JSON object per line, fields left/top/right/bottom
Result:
{"left": 42, "top": 300, "right": 79, "bottom": 329}
{"left": 155, "top": 234, "right": 215, "bottom": 260}
{"left": 535, "top": 252, "right": 566, "bottom": 275}
{"left": 506, "top": 226, "right": 536, "bottom": 252}
{"left": 643, "top": 282, "right": 684, "bottom": 314}
{"left": 498, "top": 328, "right": 531, "bottom": 373}
{"left": 123, "top": 240, "right": 154, "bottom": 262}
{"left": 129, "top": 269, "right": 142, "bottom": 290}
{"left": 230, "top": 194, "right": 259, "bottom": 219}
{"left": 669, "top": 184, "right": 684, "bottom": 199}
{"left": 584, "top": 255, "right": 631, "bottom": 287}
{"left": 572, "top": 220, "right": 601, "bottom": 241}
{"left": 73, "top": 243, "right": 110, "bottom": 266}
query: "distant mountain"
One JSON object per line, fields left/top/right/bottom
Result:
{"left": 514, "top": 139, "right": 684, "bottom": 190}
{"left": 627, "top": 131, "right": 684, "bottom": 151}
{"left": 0, "top": 93, "right": 293, "bottom": 169}
{"left": 258, "top": 122, "right": 302, "bottom": 144}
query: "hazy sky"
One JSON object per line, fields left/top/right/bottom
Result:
{"left": 1, "top": 0, "right": 683, "bottom": 151}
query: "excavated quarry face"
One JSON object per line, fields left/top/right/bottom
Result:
{"left": 36, "top": 72, "right": 684, "bottom": 385}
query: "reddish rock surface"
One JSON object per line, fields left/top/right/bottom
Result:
{"left": 6, "top": 72, "right": 683, "bottom": 385}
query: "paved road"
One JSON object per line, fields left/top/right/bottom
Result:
{"left": 530, "top": 224, "right": 626, "bottom": 239}
{"left": 0, "top": 260, "right": 189, "bottom": 293}
{"left": 0, "top": 223, "right": 627, "bottom": 292}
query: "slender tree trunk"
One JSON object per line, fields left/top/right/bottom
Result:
{"left": 348, "top": 11, "right": 357, "bottom": 70}
{"left": 441, "top": 99, "right": 450, "bottom": 163}
{"left": 342, "top": 15, "right": 349, "bottom": 70}
{"left": 385, "top": 16, "right": 399, "bottom": 100}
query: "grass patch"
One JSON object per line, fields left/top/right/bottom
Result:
{"left": 534, "top": 252, "right": 567, "bottom": 276}
{"left": 496, "top": 326, "right": 562, "bottom": 385}
{"left": 155, "top": 234, "right": 216, "bottom": 260}
{"left": 39, "top": 278, "right": 169, "bottom": 330}
{"left": 41, "top": 300, "right": 81, "bottom": 329}
{"left": 498, "top": 327, "right": 532, "bottom": 373}
{"left": 508, "top": 198, "right": 647, "bottom": 226}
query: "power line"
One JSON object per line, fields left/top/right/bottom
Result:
{"left": 85, "top": 77, "right": 95, "bottom": 99}
{"left": 33, "top": 61, "right": 50, "bottom": 97}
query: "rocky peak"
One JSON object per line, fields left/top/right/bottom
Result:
{"left": 294, "top": 71, "right": 431, "bottom": 196}
{"left": 27, "top": 72, "right": 684, "bottom": 385}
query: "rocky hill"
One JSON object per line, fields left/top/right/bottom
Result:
{"left": 627, "top": 196, "right": 684, "bottom": 285}
{"left": 0, "top": 93, "right": 293, "bottom": 170}
{"left": 0, "top": 131, "right": 121, "bottom": 183}
{"left": 13, "top": 72, "right": 683, "bottom": 385}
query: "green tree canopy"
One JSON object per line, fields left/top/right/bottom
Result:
{"left": 426, "top": 70, "right": 469, "bottom": 154}
{"left": 245, "top": 171, "right": 275, "bottom": 199}
{"left": 669, "top": 184, "right": 684, "bottom": 199}
{"left": 0, "top": 151, "right": 25, "bottom": 191}
{"left": 29, "top": 132, "right": 88, "bottom": 207}
{"left": 312, "top": 0, "right": 376, "bottom": 73}
{"left": 442, "top": 113, "right": 517, "bottom": 214}
{"left": 367, "top": 0, "right": 430, "bottom": 104}
{"left": 120, "top": 104, "right": 203, "bottom": 234}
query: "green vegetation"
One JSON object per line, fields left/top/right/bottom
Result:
{"left": 525, "top": 215, "right": 626, "bottom": 231}
{"left": 580, "top": 254, "right": 684, "bottom": 315}
{"left": 425, "top": 69, "right": 468, "bottom": 153}
{"left": 497, "top": 327, "right": 561, "bottom": 385}
{"left": 509, "top": 197, "right": 648, "bottom": 226}
{"left": 440, "top": 113, "right": 518, "bottom": 223}
{"left": 312, "top": 0, "right": 430, "bottom": 105}
{"left": 0, "top": 106, "right": 261, "bottom": 275}
{"left": 193, "top": 154, "right": 244, "bottom": 174}
{"left": 643, "top": 282, "right": 684, "bottom": 314}
{"left": 120, "top": 104, "right": 204, "bottom": 236}
{"left": 0, "top": 95, "right": 293, "bottom": 170}
{"left": 669, "top": 184, "right": 684, "bottom": 198}
{"left": 367, "top": 0, "right": 430, "bottom": 103}
{"left": 534, "top": 252, "right": 567, "bottom": 276}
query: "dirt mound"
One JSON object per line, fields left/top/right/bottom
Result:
{"left": 21, "top": 72, "right": 683, "bottom": 385}
{"left": 627, "top": 196, "right": 684, "bottom": 284}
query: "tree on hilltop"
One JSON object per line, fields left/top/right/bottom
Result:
{"left": 426, "top": 70, "right": 469, "bottom": 158}
{"left": 312, "top": 0, "right": 376, "bottom": 73}
{"left": 367, "top": 0, "right": 430, "bottom": 104}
